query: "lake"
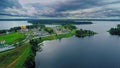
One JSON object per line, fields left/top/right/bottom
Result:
{"left": 35, "top": 21, "right": 120, "bottom": 68}
{"left": 0, "top": 21, "right": 31, "bottom": 30}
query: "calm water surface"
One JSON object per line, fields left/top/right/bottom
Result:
{"left": 35, "top": 21, "right": 120, "bottom": 68}
{"left": 0, "top": 21, "right": 31, "bottom": 30}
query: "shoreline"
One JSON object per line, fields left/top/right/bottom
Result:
{"left": 25, "top": 29, "right": 96, "bottom": 68}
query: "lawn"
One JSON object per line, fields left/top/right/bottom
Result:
{"left": 0, "top": 32, "right": 26, "bottom": 44}
{"left": 0, "top": 43, "right": 31, "bottom": 68}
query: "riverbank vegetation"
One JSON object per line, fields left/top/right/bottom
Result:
{"left": 109, "top": 24, "right": 120, "bottom": 35}
{"left": 24, "top": 39, "right": 40, "bottom": 68}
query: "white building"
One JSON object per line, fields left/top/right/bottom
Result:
{"left": 0, "top": 40, "right": 6, "bottom": 44}
{"left": 33, "top": 29, "right": 49, "bottom": 36}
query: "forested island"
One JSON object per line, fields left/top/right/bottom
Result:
{"left": 28, "top": 20, "right": 93, "bottom": 24}
{"left": 109, "top": 24, "right": 120, "bottom": 35}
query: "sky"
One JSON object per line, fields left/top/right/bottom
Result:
{"left": 0, "top": 0, "right": 120, "bottom": 18}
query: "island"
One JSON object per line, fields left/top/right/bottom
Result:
{"left": 109, "top": 24, "right": 120, "bottom": 35}
{"left": 0, "top": 24, "right": 96, "bottom": 68}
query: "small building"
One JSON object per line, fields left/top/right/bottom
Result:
{"left": 6, "top": 32, "right": 9, "bottom": 34}
{"left": 0, "top": 40, "right": 6, "bottom": 44}
{"left": 53, "top": 26, "right": 69, "bottom": 34}
{"left": 33, "top": 29, "right": 49, "bottom": 36}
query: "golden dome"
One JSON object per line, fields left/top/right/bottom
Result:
{"left": 21, "top": 25, "right": 26, "bottom": 29}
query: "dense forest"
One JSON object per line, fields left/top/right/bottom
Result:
{"left": 28, "top": 19, "right": 92, "bottom": 24}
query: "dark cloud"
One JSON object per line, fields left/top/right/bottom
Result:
{"left": 56, "top": 0, "right": 102, "bottom": 11}
{"left": 0, "top": 0, "right": 21, "bottom": 9}
{"left": 0, "top": 0, "right": 120, "bottom": 18}
{"left": 0, "top": 0, "right": 22, "bottom": 16}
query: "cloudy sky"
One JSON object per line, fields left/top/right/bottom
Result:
{"left": 0, "top": 0, "right": 120, "bottom": 18}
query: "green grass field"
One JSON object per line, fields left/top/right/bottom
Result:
{"left": 0, "top": 32, "right": 25, "bottom": 44}
{"left": 0, "top": 30, "right": 76, "bottom": 68}
{"left": 0, "top": 43, "right": 31, "bottom": 68}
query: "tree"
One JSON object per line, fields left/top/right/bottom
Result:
{"left": 62, "top": 24, "right": 77, "bottom": 30}
{"left": 0, "top": 30, "right": 7, "bottom": 34}
{"left": 44, "top": 27, "right": 54, "bottom": 34}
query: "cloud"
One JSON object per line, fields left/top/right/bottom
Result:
{"left": 4, "top": 6, "right": 56, "bottom": 17}
{"left": 60, "top": 2, "right": 120, "bottom": 18}
{"left": 0, "top": 0, "right": 21, "bottom": 9}
{"left": 19, "top": 0, "right": 69, "bottom": 5}
{"left": 1, "top": 0, "right": 120, "bottom": 18}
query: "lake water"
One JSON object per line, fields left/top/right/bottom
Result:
{"left": 0, "top": 21, "right": 31, "bottom": 30}
{"left": 35, "top": 21, "right": 120, "bottom": 68}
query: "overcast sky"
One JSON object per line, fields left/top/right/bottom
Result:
{"left": 0, "top": 0, "right": 120, "bottom": 18}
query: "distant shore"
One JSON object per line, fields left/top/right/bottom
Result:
{"left": 1, "top": 18, "right": 120, "bottom": 21}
